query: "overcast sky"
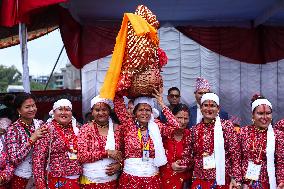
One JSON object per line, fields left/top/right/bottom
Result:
{"left": 0, "top": 29, "right": 68, "bottom": 76}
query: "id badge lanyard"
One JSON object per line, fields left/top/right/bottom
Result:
{"left": 137, "top": 127, "right": 150, "bottom": 161}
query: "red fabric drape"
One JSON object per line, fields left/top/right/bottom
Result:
{"left": 176, "top": 26, "right": 284, "bottom": 64}
{"left": 3, "top": 1, "right": 284, "bottom": 67}
{"left": 60, "top": 21, "right": 284, "bottom": 68}
{"left": 59, "top": 7, "right": 120, "bottom": 69}
{"left": 58, "top": 7, "right": 82, "bottom": 69}
{"left": 0, "top": 0, "right": 18, "bottom": 27}
{"left": 0, "top": 0, "right": 67, "bottom": 27}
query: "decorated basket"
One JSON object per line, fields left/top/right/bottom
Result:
{"left": 128, "top": 68, "right": 163, "bottom": 98}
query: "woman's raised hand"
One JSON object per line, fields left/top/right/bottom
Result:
{"left": 152, "top": 87, "right": 166, "bottom": 109}
{"left": 30, "top": 125, "right": 48, "bottom": 143}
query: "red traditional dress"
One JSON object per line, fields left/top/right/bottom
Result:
{"left": 182, "top": 119, "right": 242, "bottom": 189}
{"left": 274, "top": 119, "right": 284, "bottom": 132}
{"left": 6, "top": 118, "right": 42, "bottom": 189}
{"left": 160, "top": 129, "right": 192, "bottom": 189}
{"left": 240, "top": 125, "right": 284, "bottom": 189}
{"left": 78, "top": 121, "right": 122, "bottom": 189}
{"left": 0, "top": 135, "right": 14, "bottom": 189}
{"left": 114, "top": 95, "right": 180, "bottom": 189}
{"left": 32, "top": 120, "right": 82, "bottom": 189}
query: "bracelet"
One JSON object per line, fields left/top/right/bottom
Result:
{"left": 28, "top": 138, "right": 34, "bottom": 146}
{"left": 106, "top": 151, "right": 109, "bottom": 158}
{"left": 236, "top": 182, "right": 242, "bottom": 186}
{"left": 119, "top": 162, "right": 123, "bottom": 170}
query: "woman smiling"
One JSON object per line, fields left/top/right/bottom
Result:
{"left": 6, "top": 93, "right": 46, "bottom": 189}
{"left": 33, "top": 99, "right": 82, "bottom": 189}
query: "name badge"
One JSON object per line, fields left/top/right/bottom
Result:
{"left": 203, "top": 153, "right": 216, "bottom": 169}
{"left": 142, "top": 150, "right": 149, "bottom": 162}
{"left": 245, "top": 161, "right": 261, "bottom": 181}
{"left": 68, "top": 152, "right": 77, "bottom": 160}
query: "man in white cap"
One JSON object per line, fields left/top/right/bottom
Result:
{"left": 174, "top": 92, "right": 242, "bottom": 188}
{"left": 188, "top": 77, "right": 228, "bottom": 128}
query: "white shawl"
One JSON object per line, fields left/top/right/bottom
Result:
{"left": 266, "top": 124, "right": 276, "bottom": 189}
{"left": 214, "top": 116, "right": 225, "bottom": 185}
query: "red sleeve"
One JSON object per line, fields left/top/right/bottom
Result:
{"left": 158, "top": 106, "right": 180, "bottom": 137}
{"left": 6, "top": 125, "right": 33, "bottom": 167}
{"left": 223, "top": 120, "right": 242, "bottom": 182}
{"left": 114, "top": 95, "right": 132, "bottom": 125}
{"left": 0, "top": 150, "right": 14, "bottom": 184}
{"left": 275, "top": 130, "right": 284, "bottom": 185}
{"left": 274, "top": 119, "right": 284, "bottom": 131}
{"left": 180, "top": 129, "right": 193, "bottom": 168}
{"left": 77, "top": 124, "right": 108, "bottom": 163}
{"left": 115, "top": 124, "right": 124, "bottom": 153}
{"left": 32, "top": 126, "right": 50, "bottom": 189}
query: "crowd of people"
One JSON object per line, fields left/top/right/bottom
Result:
{"left": 0, "top": 76, "right": 283, "bottom": 189}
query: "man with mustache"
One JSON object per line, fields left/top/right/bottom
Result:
{"left": 188, "top": 77, "right": 229, "bottom": 128}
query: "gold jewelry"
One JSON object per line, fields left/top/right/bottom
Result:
{"left": 94, "top": 121, "right": 109, "bottom": 128}
{"left": 119, "top": 162, "right": 123, "bottom": 170}
{"left": 140, "top": 126, "right": 147, "bottom": 131}
{"left": 255, "top": 126, "right": 267, "bottom": 132}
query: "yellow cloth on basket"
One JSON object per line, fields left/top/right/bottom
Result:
{"left": 100, "top": 13, "right": 158, "bottom": 100}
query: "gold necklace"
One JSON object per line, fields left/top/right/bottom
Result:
{"left": 255, "top": 125, "right": 267, "bottom": 133}
{"left": 94, "top": 121, "right": 109, "bottom": 128}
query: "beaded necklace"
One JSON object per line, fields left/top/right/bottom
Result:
{"left": 52, "top": 120, "right": 78, "bottom": 152}
{"left": 92, "top": 120, "right": 109, "bottom": 128}
{"left": 249, "top": 126, "right": 267, "bottom": 164}
{"left": 198, "top": 119, "right": 215, "bottom": 156}
{"left": 136, "top": 121, "right": 150, "bottom": 152}
{"left": 18, "top": 118, "right": 34, "bottom": 137}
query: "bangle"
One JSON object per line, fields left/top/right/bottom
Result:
{"left": 28, "top": 138, "right": 34, "bottom": 146}
{"left": 236, "top": 182, "right": 242, "bottom": 186}
{"left": 119, "top": 162, "right": 123, "bottom": 170}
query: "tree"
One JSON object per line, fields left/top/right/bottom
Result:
{"left": 30, "top": 81, "right": 45, "bottom": 90}
{"left": 0, "top": 65, "right": 22, "bottom": 92}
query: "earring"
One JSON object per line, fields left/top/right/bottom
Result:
{"left": 251, "top": 119, "right": 255, "bottom": 124}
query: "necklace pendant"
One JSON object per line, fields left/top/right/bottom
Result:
{"left": 255, "top": 159, "right": 261, "bottom": 164}
{"left": 202, "top": 152, "right": 209, "bottom": 156}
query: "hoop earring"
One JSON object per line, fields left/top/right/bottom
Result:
{"left": 251, "top": 118, "right": 255, "bottom": 124}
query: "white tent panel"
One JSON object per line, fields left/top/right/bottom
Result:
{"left": 219, "top": 56, "right": 241, "bottom": 121}
{"left": 240, "top": 63, "right": 261, "bottom": 125}
{"left": 277, "top": 59, "right": 284, "bottom": 122}
{"left": 261, "top": 63, "right": 278, "bottom": 122}
{"left": 81, "top": 55, "right": 111, "bottom": 113}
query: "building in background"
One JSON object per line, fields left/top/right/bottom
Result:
{"left": 31, "top": 75, "right": 49, "bottom": 84}
{"left": 31, "top": 63, "right": 80, "bottom": 90}
{"left": 61, "top": 63, "right": 81, "bottom": 89}
{"left": 53, "top": 72, "right": 64, "bottom": 89}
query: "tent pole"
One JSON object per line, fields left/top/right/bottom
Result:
{"left": 19, "top": 23, "right": 31, "bottom": 93}
{"left": 44, "top": 46, "right": 64, "bottom": 90}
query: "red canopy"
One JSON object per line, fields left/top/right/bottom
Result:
{"left": 2, "top": 0, "right": 284, "bottom": 67}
